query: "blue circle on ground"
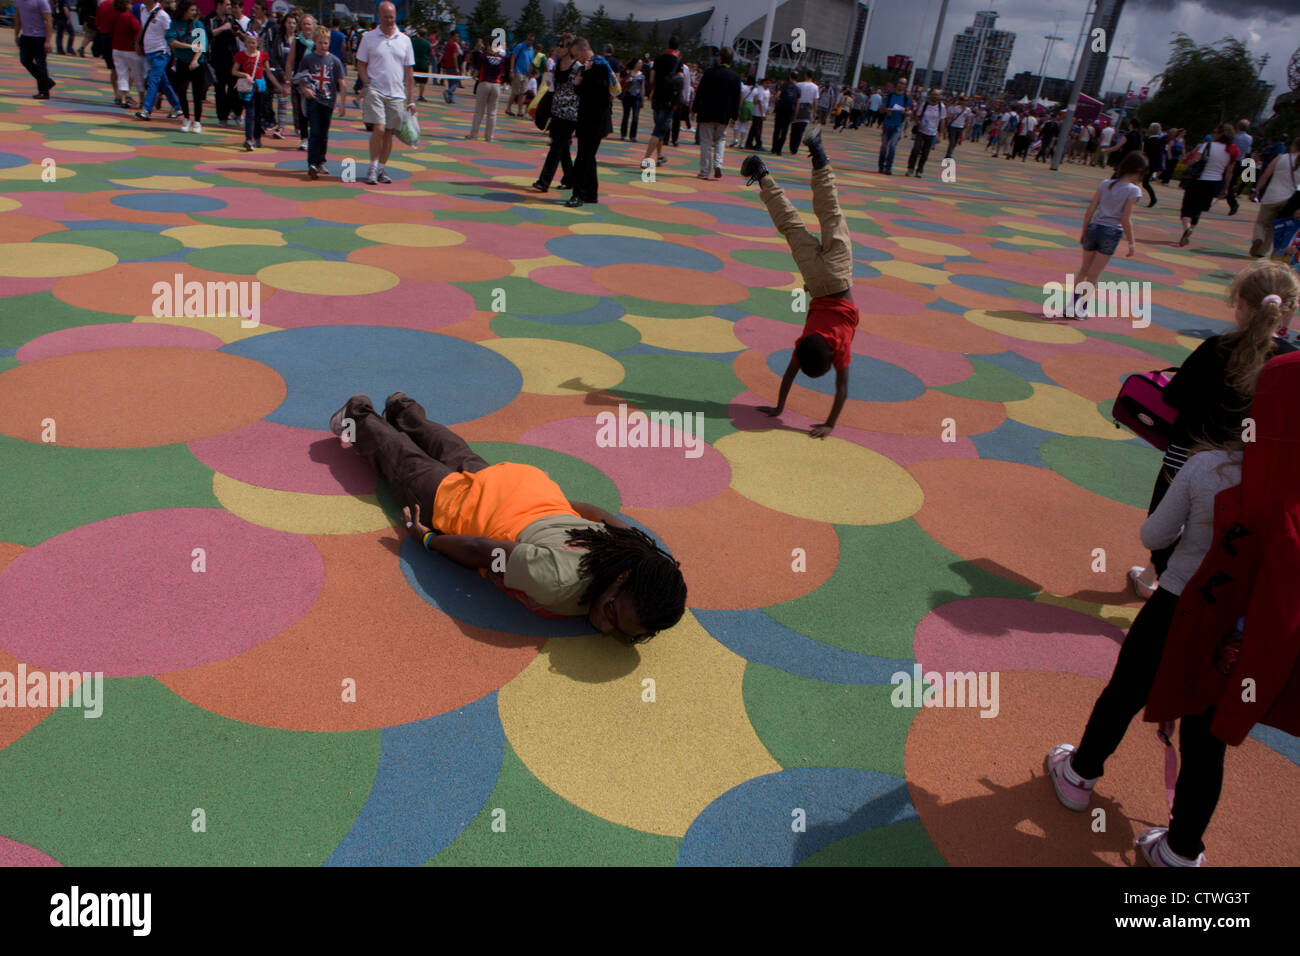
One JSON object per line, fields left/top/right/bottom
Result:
{"left": 0, "top": 152, "right": 28, "bottom": 170}
{"left": 516, "top": 298, "right": 626, "bottom": 326}
{"left": 854, "top": 245, "right": 891, "bottom": 262}
{"left": 112, "top": 192, "right": 227, "bottom": 213}
{"left": 1104, "top": 256, "right": 1177, "bottom": 278}
{"left": 545, "top": 235, "right": 723, "bottom": 272}
{"left": 219, "top": 325, "right": 522, "bottom": 429}
{"left": 766, "top": 349, "right": 925, "bottom": 402}
{"left": 675, "top": 201, "right": 775, "bottom": 228}
{"left": 950, "top": 273, "right": 1018, "bottom": 297}
{"left": 887, "top": 217, "right": 963, "bottom": 235}
{"left": 676, "top": 768, "right": 919, "bottom": 866}
{"left": 474, "top": 158, "right": 535, "bottom": 170}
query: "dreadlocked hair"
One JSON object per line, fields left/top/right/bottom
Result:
{"left": 565, "top": 525, "right": 687, "bottom": 642}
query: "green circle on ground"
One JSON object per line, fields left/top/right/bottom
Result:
{"left": 34, "top": 228, "right": 183, "bottom": 260}
{"left": 186, "top": 244, "right": 323, "bottom": 274}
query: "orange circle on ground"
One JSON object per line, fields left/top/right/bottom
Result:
{"left": 346, "top": 243, "right": 513, "bottom": 283}
{"left": 623, "top": 489, "right": 839, "bottom": 610}
{"left": 52, "top": 262, "right": 275, "bottom": 316}
{"left": 1039, "top": 352, "right": 1154, "bottom": 404}
{"left": 905, "top": 669, "right": 1300, "bottom": 866}
{"left": 0, "top": 214, "right": 66, "bottom": 243}
{"left": 296, "top": 198, "right": 433, "bottom": 224}
{"left": 0, "top": 347, "right": 285, "bottom": 448}
{"left": 157, "top": 531, "right": 542, "bottom": 731}
{"left": 858, "top": 307, "right": 1004, "bottom": 355}
{"left": 590, "top": 264, "right": 749, "bottom": 305}
{"left": 607, "top": 201, "right": 718, "bottom": 225}
{"left": 907, "top": 458, "right": 1147, "bottom": 600}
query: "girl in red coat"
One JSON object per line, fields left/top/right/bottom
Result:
{"left": 1046, "top": 264, "right": 1300, "bottom": 866}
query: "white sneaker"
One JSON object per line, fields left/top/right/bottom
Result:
{"left": 181, "top": 118, "right": 192, "bottom": 132}
{"left": 191, "top": 121, "right": 202, "bottom": 134}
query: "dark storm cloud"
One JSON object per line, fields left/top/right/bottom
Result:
{"left": 1128, "top": 0, "right": 1300, "bottom": 17}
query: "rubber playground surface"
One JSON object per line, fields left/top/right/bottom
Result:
{"left": 0, "top": 41, "right": 1297, "bottom": 867}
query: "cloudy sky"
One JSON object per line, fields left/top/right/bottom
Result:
{"left": 861, "top": 0, "right": 1300, "bottom": 97}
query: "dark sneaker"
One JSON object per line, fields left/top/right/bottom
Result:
{"left": 377, "top": 171, "right": 392, "bottom": 184}
{"left": 308, "top": 165, "right": 319, "bottom": 180}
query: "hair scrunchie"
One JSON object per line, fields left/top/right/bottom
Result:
{"left": 1262, "top": 294, "right": 1283, "bottom": 306}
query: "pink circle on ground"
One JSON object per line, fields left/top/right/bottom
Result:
{"left": 0, "top": 509, "right": 324, "bottom": 676}
{"left": 715, "top": 259, "right": 796, "bottom": 288}
{"left": 914, "top": 597, "right": 1125, "bottom": 681}
{"left": 265, "top": 280, "right": 476, "bottom": 330}
{"left": 16, "top": 323, "right": 223, "bottom": 363}
{"left": 440, "top": 221, "right": 566, "bottom": 259}
{"left": 0, "top": 277, "right": 58, "bottom": 296}
{"left": 520, "top": 417, "right": 731, "bottom": 508}
{"left": 847, "top": 281, "right": 932, "bottom": 315}
{"left": 528, "top": 265, "right": 615, "bottom": 297}
{"left": 730, "top": 393, "right": 978, "bottom": 465}
{"left": 10, "top": 192, "right": 95, "bottom": 222}
{"left": 0, "top": 836, "right": 61, "bottom": 866}
{"left": 189, "top": 421, "right": 377, "bottom": 495}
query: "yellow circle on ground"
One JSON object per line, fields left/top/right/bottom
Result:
{"left": 480, "top": 338, "right": 625, "bottom": 395}
{"left": 966, "top": 307, "right": 1087, "bottom": 344}
{"left": 0, "top": 242, "right": 117, "bottom": 278}
{"left": 133, "top": 314, "right": 278, "bottom": 344}
{"left": 621, "top": 314, "right": 742, "bottom": 353}
{"left": 43, "top": 139, "right": 135, "bottom": 153}
{"left": 355, "top": 223, "right": 465, "bottom": 247}
{"left": 888, "top": 236, "right": 970, "bottom": 256}
{"left": 212, "top": 473, "right": 391, "bottom": 534}
{"left": 1001, "top": 234, "right": 1066, "bottom": 248}
{"left": 1180, "top": 280, "right": 1226, "bottom": 296}
{"left": 1035, "top": 592, "right": 1140, "bottom": 632}
{"left": 0, "top": 197, "right": 18, "bottom": 213}
{"left": 0, "top": 122, "right": 31, "bottom": 132}
{"left": 1005, "top": 383, "right": 1129, "bottom": 440}
{"left": 874, "top": 259, "right": 951, "bottom": 285}
{"left": 498, "top": 612, "right": 781, "bottom": 837}
{"left": 163, "top": 225, "right": 286, "bottom": 248}
{"left": 1147, "top": 248, "right": 1218, "bottom": 270}
{"left": 42, "top": 112, "right": 124, "bottom": 125}
{"left": 570, "top": 222, "right": 664, "bottom": 240}
{"left": 110, "top": 175, "right": 213, "bottom": 190}
{"left": 720, "top": 232, "right": 786, "bottom": 245}
{"left": 0, "top": 163, "right": 78, "bottom": 181}
{"left": 715, "top": 429, "right": 924, "bottom": 524}
{"left": 625, "top": 177, "right": 699, "bottom": 194}
{"left": 995, "top": 220, "right": 1070, "bottom": 237}
{"left": 511, "top": 254, "right": 573, "bottom": 277}
{"left": 1176, "top": 333, "right": 1207, "bottom": 351}
{"left": 257, "top": 260, "right": 398, "bottom": 295}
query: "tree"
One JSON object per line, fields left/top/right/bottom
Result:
{"left": 615, "top": 14, "right": 641, "bottom": 55}
{"left": 513, "top": 0, "right": 546, "bottom": 45}
{"left": 584, "top": 4, "right": 614, "bottom": 51}
{"left": 411, "top": 0, "right": 462, "bottom": 36}
{"left": 465, "top": 0, "right": 505, "bottom": 49}
{"left": 551, "top": 0, "right": 582, "bottom": 40}
{"left": 1135, "top": 34, "right": 1269, "bottom": 143}
{"left": 647, "top": 20, "right": 661, "bottom": 53}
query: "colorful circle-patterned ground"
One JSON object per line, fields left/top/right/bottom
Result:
{"left": 0, "top": 43, "right": 1295, "bottom": 867}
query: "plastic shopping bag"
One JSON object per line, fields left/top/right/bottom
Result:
{"left": 397, "top": 109, "right": 420, "bottom": 149}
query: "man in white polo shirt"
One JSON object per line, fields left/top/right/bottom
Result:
{"left": 355, "top": 0, "right": 414, "bottom": 185}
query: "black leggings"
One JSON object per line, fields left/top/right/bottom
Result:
{"left": 1072, "top": 587, "right": 1227, "bottom": 859}
{"left": 537, "top": 117, "right": 574, "bottom": 188}
{"left": 170, "top": 63, "right": 209, "bottom": 121}
{"left": 1142, "top": 170, "right": 1158, "bottom": 205}
{"left": 1179, "top": 178, "right": 1220, "bottom": 226}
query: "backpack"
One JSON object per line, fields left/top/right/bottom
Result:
{"left": 778, "top": 82, "right": 798, "bottom": 110}
{"left": 662, "top": 57, "right": 684, "bottom": 101}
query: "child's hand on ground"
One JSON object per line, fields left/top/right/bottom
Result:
{"left": 757, "top": 405, "right": 782, "bottom": 417}
{"left": 1126, "top": 241, "right": 1136, "bottom": 258}
{"left": 810, "top": 423, "right": 833, "bottom": 438}
{"left": 402, "top": 502, "right": 431, "bottom": 541}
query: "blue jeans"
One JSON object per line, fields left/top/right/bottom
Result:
{"left": 244, "top": 88, "right": 265, "bottom": 144}
{"left": 878, "top": 124, "right": 902, "bottom": 170}
{"left": 444, "top": 77, "right": 460, "bottom": 101}
{"left": 143, "top": 49, "right": 181, "bottom": 114}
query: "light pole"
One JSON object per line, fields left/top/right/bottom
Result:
{"left": 1034, "top": 34, "right": 1064, "bottom": 105}
{"left": 964, "top": 24, "right": 988, "bottom": 98}
{"left": 1106, "top": 54, "right": 1130, "bottom": 107}
{"left": 918, "top": 0, "right": 949, "bottom": 92}
{"left": 851, "top": 1, "right": 875, "bottom": 91}
{"left": 1065, "top": 1, "right": 1094, "bottom": 81}
{"left": 1052, "top": 0, "right": 1116, "bottom": 170}
{"left": 756, "top": 0, "right": 776, "bottom": 80}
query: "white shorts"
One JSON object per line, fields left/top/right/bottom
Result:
{"left": 363, "top": 88, "right": 406, "bottom": 129}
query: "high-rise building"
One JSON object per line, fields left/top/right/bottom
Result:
{"left": 1082, "top": 0, "right": 1126, "bottom": 98}
{"left": 945, "top": 10, "right": 1015, "bottom": 98}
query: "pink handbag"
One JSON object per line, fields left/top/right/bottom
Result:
{"left": 1113, "top": 368, "right": 1178, "bottom": 450}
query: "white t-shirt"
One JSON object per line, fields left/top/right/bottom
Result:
{"left": 752, "top": 86, "right": 769, "bottom": 117}
{"left": 1141, "top": 450, "right": 1242, "bottom": 596}
{"left": 1090, "top": 178, "right": 1142, "bottom": 227}
{"left": 1262, "top": 152, "right": 1299, "bottom": 204}
{"left": 356, "top": 26, "right": 415, "bottom": 98}
{"left": 141, "top": 5, "right": 170, "bottom": 54}
{"left": 1199, "top": 140, "right": 1235, "bottom": 181}
{"left": 869, "top": 92, "right": 882, "bottom": 111}
{"left": 950, "top": 106, "right": 970, "bottom": 128}
{"left": 681, "top": 64, "right": 692, "bottom": 103}
{"left": 1098, "top": 125, "right": 1116, "bottom": 147}
{"left": 796, "top": 80, "right": 819, "bottom": 106}
{"left": 916, "top": 101, "right": 946, "bottom": 136}
{"left": 1023, "top": 115, "right": 1038, "bottom": 135}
